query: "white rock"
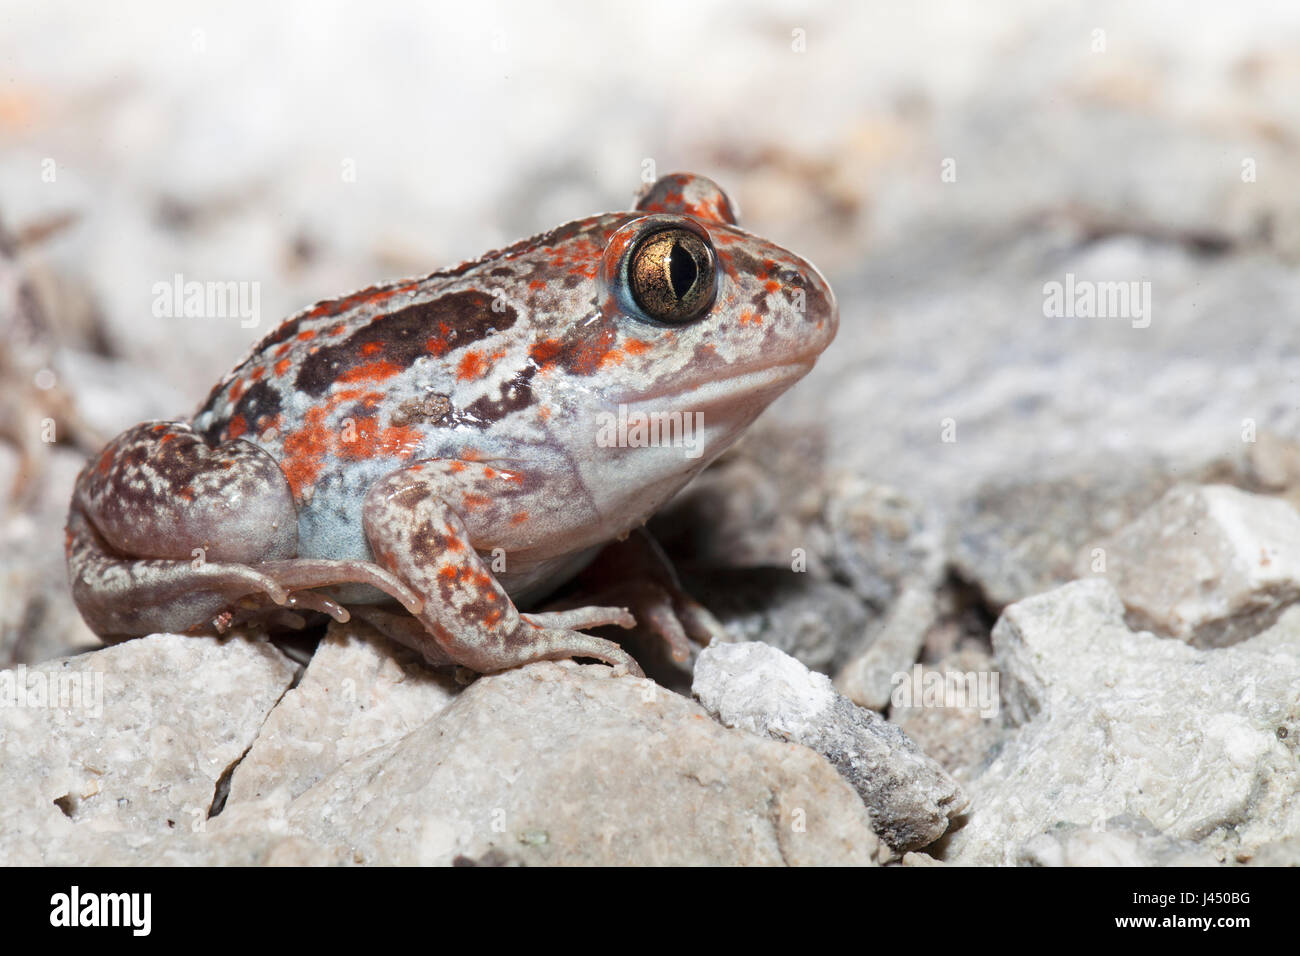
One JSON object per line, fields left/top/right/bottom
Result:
{"left": 1246, "top": 836, "right": 1300, "bottom": 866}
{"left": 226, "top": 621, "right": 459, "bottom": 805}
{"left": 693, "top": 641, "right": 967, "bottom": 851}
{"left": 899, "top": 851, "right": 945, "bottom": 866}
{"left": 942, "top": 579, "right": 1300, "bottom": 865}
{"left": 836, "top": 585, "right": 936, "bottom": 711}
{"left": 225, "top": 661, "right": 881, "bottom": 866}
{"left": 1093, "top": 483, "right": 1300, "bottom": 647}
{"left": 0, "top": 633, "right": 298, "bottom": 864}
{"left": 1017, "top": 818, "right": 1221, "bottom": 867}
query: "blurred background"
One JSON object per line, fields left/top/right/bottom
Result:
{"left": 4, "top": 0, "right": 1300, "bottom": 666}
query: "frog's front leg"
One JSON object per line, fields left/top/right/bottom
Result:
{"left": 361, "top": 460, "right": 643, "bottom": 676}
{"left": 68, "top": 421, "right": 421, "bottom": 639}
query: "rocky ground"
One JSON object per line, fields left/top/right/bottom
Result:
{"left": 2, "top": 2, "right": 1300, "bottom": 865}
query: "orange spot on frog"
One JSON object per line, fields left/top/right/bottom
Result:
{"left": 457, "top": 351, "right": 488, "bottom": 381}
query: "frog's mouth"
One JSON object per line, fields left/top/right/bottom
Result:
{"left": 616, "top": 359, "right": 816, "bottom": 420}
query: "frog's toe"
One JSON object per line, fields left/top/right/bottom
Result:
{"left": 512, "top": 627, "right": 646, "bottom": 678}
{"left": 627, "top": 580, "right": 728, "bottom": 662}
{"left": 543, "top": 579, "right": 723, "bottom": 664}
{"left": 282, "top": 588, "right": 350, "bottom": 623}
{"left": 346, "top": 606, "right": 644, "bottom": 676}
{"left": 254, "top": 559, "right": 423, "bottom": 615}
{"left": 635, "top": 584, "right": 700, "bottom": 663}
{"left": 667, "top": 587, "right": 730, "bottom": 647}
{"left": 521, "top": 605, "right": 636, "bottom": 632}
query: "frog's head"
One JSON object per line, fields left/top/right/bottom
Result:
{"left": 601, "top": 173, "right": 838, "bottom": 413}
{"left": 523, "top": 172, "right": 837, "bottom": 520}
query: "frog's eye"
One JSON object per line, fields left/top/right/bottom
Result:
{"left": 628, "top": 228, "right": 716, "bottom": 324}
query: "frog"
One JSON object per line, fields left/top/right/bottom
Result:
{"left": 65, "top": 173, "right": 838, "bottom": 677}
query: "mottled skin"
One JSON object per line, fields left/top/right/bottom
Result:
{"left": 66, "top": 174, "right": 838, "bottom": 675}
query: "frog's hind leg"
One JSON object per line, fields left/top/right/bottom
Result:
{"left": 361, "top": 459, "right": 643, "bottom": 676}
{"left": 67, "top": 499, "right": 290, "bottom": 639}
{"left": 67, "top": 421, "right": 421, "bottom": 640}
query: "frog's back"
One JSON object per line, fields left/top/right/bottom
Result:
{"left": 189, "top": 213, "right": 629, "bottom": 563}
{"left": 194, "top": 214, "right": 625, "bottom": 491}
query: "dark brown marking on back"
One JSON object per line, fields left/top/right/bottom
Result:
{"left": 295, "top": 291, "right": 518, "bottom": 397}
{"left": 459, "top": 367, "right": 537, "bottom": 427}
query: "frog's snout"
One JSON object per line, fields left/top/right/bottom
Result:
{"left": 804, "top": 259, "right": 838, "bottom": 348}
{"left": 773, "top": 247, "right": 838, "bottom": 361}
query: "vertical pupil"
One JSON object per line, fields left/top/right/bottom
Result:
{"left": 668, "top": 241, "right": 697, "bottom": 300}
